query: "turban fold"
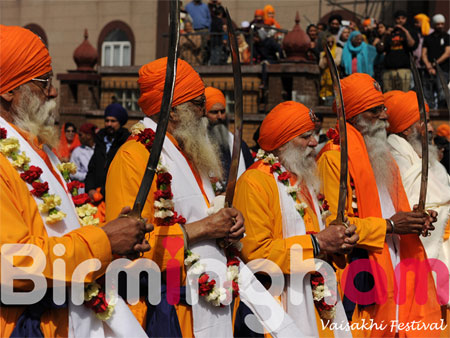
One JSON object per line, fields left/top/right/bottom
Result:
{"left": 79, "top": 123, "right": 97, "bottom": 136}
{"left": 259, "top": 101, "right": 315, "bottom": 151}
{"left": 0, "top": 25, "right": 52, "bottom": 94}
{"left": 263, "top": 5, "right": 275, "bottom": 20}
{"left": 384, "top": 90, "right": 429, "bottom": 134}
{"left": 105, "top": 103, "right": 128, "bottom": 126}
{"left": 205, "top": 87, "right": 226, "bottom": 112}
{"left": 334, "top": 73, "right": 384, "bottom": 119}
{"left": 436, "top": 124, "right": 450, "bottom": 139}
{"left": 138, "top": 58, "right": 204, "bottom": 116}
{"left": 255, "top": 9, "right": 264, "bottom": 17}
{"left": 432, "top": 14, "right": 445, "bottom": 25}
{"left": 414, "top": 14, "right": 430, "bottom": 36}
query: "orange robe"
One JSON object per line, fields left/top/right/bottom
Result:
{"left": 234, "top": 160, "right": 335, "bottom": 337}
{"left": 0, "top": 128, "right": 112, "bottom": 337}
{"left": 317, "top": 123, "right": 442, "bottom": 337}
{"left": 105, "top": 134, "right": 199, "bottom": 337}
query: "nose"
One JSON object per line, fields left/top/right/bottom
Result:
{"left": 48, "top": 84, "right": 58, "bottom": 99}
{"left": 379, "top": 110, "right": 388, "bottom": 120}
{"left": 309, "top": 135, "right": 318, "bottom": 147}
{"left": 218, "top": 110, "right": 226, "bottom": 121}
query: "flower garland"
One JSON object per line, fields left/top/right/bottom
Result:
{"left": 257, "top": 148, "right": 336, "bottom": 320}
{"left": 84, "top": 281, "right": 117, "bottom": 321}
{"left": 132, "top": 122, "right": 241, "bottom": 307}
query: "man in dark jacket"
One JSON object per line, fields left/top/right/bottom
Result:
{"left": 85, "top": 103, "right": 130, "bottom": 201}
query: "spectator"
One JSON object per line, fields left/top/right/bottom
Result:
{"left": 307, "top": 24, "right": 320, "bottom": 61}
{"left": 250, "top": 9, "right": 264, "bottom": 27}
{"left": 373, "top": 22, "right": 390, "bottom": 86}
{"left": 373, "top": 22, "right": 390, "bottom": 46}
{"left": 435, "top": 135, "right": 450, "bottom": 174}
{"left": 185, "top": 0, "right": 211, "bottom": 64}
{"left": 341, "top": 30, "right": 377, "bottom": 77}
{"left": 313, "top": 113, "right": 328, "bottom": 153}
{"left": 179, "top": 1, "right": 193, "bottom": 32}
{"left": 263, "top": 4, "right": 281, "bottom": 29}
{"left": 422, "top": 14, "right": 450, "bottom": 109}
{"left": 85, "top": 103, "right": 130, "bottom": 221}
{"left": 378, "top": 10, "right": 419, "bottom": 92}
{"left": 227, "top": 33, "right": 251, "bottom": 64}
{"left": 252, "top": 27, "right": 283, "bottom": 64}
{"left": 319, "top": 34, "right": 342, "bottom": 105}
{"left": 318, "top": 14, "right": 341, "bottom": 51}
{"left": 69, "top": 122, "right": 96, "bottom": 183}
{"left": 179, "top": 20, "right": 202, "bottom": 66}
{"left": 56, "top": 122, "right": 80, "bottom": 162}
{"left": 209, "top": 6, "right": 227, "bottom": 65}
{"left": 317, "top": 22, "right": 327, "bottom": 33}
{"left": 306, "top": 24, "right": 318, "bottom": 44}
{"left": 361, "top": 17, "right": 378, "bottom": 44}
{"left": 208, "top": 0, "right": 224, "bottom": 17}
{"left": 413, "top": 14, "right": 431, "bottom": 83}
{"left": 337, "top": 26, "right": 350, "bottom": 48}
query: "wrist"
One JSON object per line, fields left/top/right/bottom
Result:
{"left": 386, "top": 218, "right": 395, "bottom": 234}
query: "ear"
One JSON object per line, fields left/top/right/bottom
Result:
{"left": 0, "top": 91, "right": 14, "bottom": 102}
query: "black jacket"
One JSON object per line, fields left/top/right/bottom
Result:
{"left": 85, "top": 127, "right": 130, "bottom": 196}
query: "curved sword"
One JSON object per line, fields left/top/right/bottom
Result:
{"left": 129, "top": 0, "right": 180, "bottom": 218}
{"left": 224, "top": 8, "right": 243, "bottom": 207}
{"left": 410, "top": 53, "right": 429, "bottom": 214}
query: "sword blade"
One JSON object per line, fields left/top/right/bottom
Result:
{"left": 130, "top": 0, "right": 180, "bottom": 217}
{"left": 410, "top": 53, "right": 428, "bottom": 212}
{"left": 325, "top": 44, "right": 348, "bottom": 224}
{"left": 435, "top": 62, "right": 450, "bottom": 112}
{"left": 224, "top": 8, "right": 243, "bottom": 207}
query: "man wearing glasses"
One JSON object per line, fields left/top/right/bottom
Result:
{"left": 0, "top": 25, "right": 151, "bottom": 337}
{"left": 316, "top": 73, "right": 441, "bottom": 337}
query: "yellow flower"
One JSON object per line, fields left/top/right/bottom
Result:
{"left": 46, "top": 210, "right": 66, "bottom": 224}
{"left": 76, "top": 204, "right": 98, "bottom": 218}
{"left": 11, "top": 152, "right": 30, "bottom": 169}
{"left": 0, "top": 137, "right": 20, "bottom": 156}
{"left": 84, "top": 282, "right": 100, "bottom": 301}
{"left": 95, "top": 304, "right": 115, "bottom": 321}
{"left": 130, "top": 122, "right": 145, "bottom": 136}
{"left": 57, "top": 162, "right": 77, "bottom": 174}
{"left": 41, "top": 195, "right": 62, "bottom": 210}
{"left": 79, "top": 215, "right": 100, "bottom": 226}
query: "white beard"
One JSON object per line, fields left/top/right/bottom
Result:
{"left": 406, "top": 127, "right": 440, "bottom": 165}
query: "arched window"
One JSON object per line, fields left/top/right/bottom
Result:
{"left": 24, "top": 23, "right": 48, "bottom": 47}
{"left": 98, "top": 21, "right": 135, "bottom": 66}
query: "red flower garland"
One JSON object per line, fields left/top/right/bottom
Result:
{"left": 0, "top": 127, "right": 7, "bottom": 140}
{"left": 326, "top": 128, "right": 340, "bottom": 145}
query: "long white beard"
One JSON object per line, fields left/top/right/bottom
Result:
{"left": 208, "top": 123, "right": 230, "bottom": 154}
{"left": 172, "top": 104, "right": 223, "bottom": 179}
{"left": 13, "top": 85, "right": 58, "bottom": 148}
{"left": 353, "top": 116, "right": 396, "bottom": 188}
{"left": 406, "top": 128, "right": 440, "bottom": 165}
{"left": 277, "top": 141, "right": 321, "bottom": 194}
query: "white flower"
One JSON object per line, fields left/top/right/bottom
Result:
{"left": 320, "top": 307, "right": 336, "bottom": 320}
{"left": 57, "top": 162, "right": 77, "bottom": 174}
{"left": 286, "top": 184, "right": 299, "bottom": 194}
{"left": 184, "top": 252, "right": 200, "bottom": 266}
{"left": 227, "top": 265, "right": 239, "bottom": 282}
{"left": 11, "top": 152, "right": 30, "bottom": 169}
{"left": 321, "top": 210, "right": 332, "bottom": 221}
{"left": 256, "top": 149, "right": 266, "bottom": 160}
{"left": 46, "top": 210, "right": 66, "bottom": 224}
{"left": 205, "top": 288, "right": 220, "bottom": 306}
{"left": 189, "top": 262, "right": 205, "bottom": 275}
{"left": 156, "top": 162, "right": 168, "bottom": 174}
{"left": 217, "top": 287, "right": 227, "bottom": 303}
{"left": 80, "top": 215, "right": 100, "bottom": 226}
{"left": 154, "top": 209, "right": 174, "bottom": 219}
{"left": 207, "top": 195, "right": 225, "bottom": 215}
{"left": 312, "top": 285, "right": 325, "bottom": 301}
{"left": 84, "top": 282, "right": 100, "bottom": 301}
{"left": 76, "top": 204, "right": 98, "bottom": 218}
{"left": 0, "top": 137, "right": 20, "bottom": 156}
{"left": 130, "top": 122, "right": 145, "bottom": 136}
{"left": 295, "top": 202, "right": 308, "bottom": 212}
{"left": 154, "top": 198, "right": 174, "bottom": 209}
{"left": 263, "top": 153, "right": 278, "bottom": 164}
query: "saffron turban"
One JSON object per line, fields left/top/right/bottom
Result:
{"left": 436, "top": 124, "right": 450, "bottom": 139}
{"left": 138, "top": 58, "right": 205, "bottom": 116}
{"left": 384, "top": 90, "right": 429, "bottom": 134}
{"left": 205, "top": 87, "right": 226, "bottom": 112}
{"left": 334, "top": 73, "right": 384, "bottom": 120}
{"left": 0, "top": 25, "right": 52, "bottom": 94}
{"left": 255, "top": 9, "right": 264, "bottom": 17}
{"left": 263, "top": 5, "right": 275, "bottom": 20}
{"left": 259, "top": 101, "right": 315, "bottom": 151}
{"left": 414, "top": 14, "right": 430, "bottom": 36}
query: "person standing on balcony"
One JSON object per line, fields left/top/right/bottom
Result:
{"left": 69, "top": 122, "right": 97, "bottom": 183}
{"left": 185, "top": 0, "right": 211, "bottom": 64}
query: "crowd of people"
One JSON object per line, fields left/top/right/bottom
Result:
{"left": 1, "top": 16, "right": 450, "bottom": 338}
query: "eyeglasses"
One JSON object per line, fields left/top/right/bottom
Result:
{"left": 208, "top": 109, "right": 226, "bottom": 115}
{"left": 190, "top": 96, "right": 206, "bottom": 108}
{"left": 31, "top": 76, "right": 53, "bottom": 96}
{"left": 366, "top": 105, "right": 387, "bottom": 116}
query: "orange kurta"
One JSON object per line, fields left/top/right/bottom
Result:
{"left": 317, "top": 125, "right": 442, "bottom": 338}
{"left": 105, "top": 135, "right": 196, "bottom": 336}
{"left": 0, "top": 133, "right": 112, "bottom": 337}
{"left": 234, "top": 160, "right": 334, "bottom": 337}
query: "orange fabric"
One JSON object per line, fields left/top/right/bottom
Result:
{"left": 384, "top": 90, "right": 429, "bottom": 134}
{"left": 137, "top": 57, "right": 205, "bottom": 116}
{"left": 436, "top": 124, "right": 450, "bottom": 139}
{"left": 258, "top": 101, "right": 315, "bottom": 151}
{"left": 0, "top": 25, "right": 52, "bottom": 94}
{"left": 254, "top": 9, "right": 264, "bottom": 17}
{"left": 56, "top": 123, "right": 81, "bottom": 161}
{"left": 318, "top": 123, "right": 442, "bottom": 337}
{"left": 414, "top": 14, "right": 431, "bottom": 36}
{"left": 205, "top": 86, "right": 226, "bottom": 112}
{"left": 333, "top": 73, "right": 384, "bottom": 120}
{"left": 263, "top": 5, "right": 275, "bottom": 20}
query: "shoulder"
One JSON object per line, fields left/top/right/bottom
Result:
{"left": 316, "top": 147, "right": 341, "bottom": 168}
{"left": 238, "top": 161, "right": 273, "bottom": 185}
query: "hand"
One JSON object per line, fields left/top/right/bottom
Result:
{"left": 316, "top": 221, "right": 359, "bottom": 254}
{"left": 395, "top": 24, "right": 406, "bottom": 32}
{"left": 102, "top": 206, "right": 153, "bottom": 256}
{"left": 388, "top": 211, "right": 430, "bottom": 235}
{"left": 412, "top": 206, "right": 438, "bottom": 236}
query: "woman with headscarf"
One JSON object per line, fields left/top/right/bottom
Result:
{"left": 319, "top": 33, "right": 343, "bottom": 105}
{"left": 341, "top": 30, "right": 377, "bottom": 77}
{"left": 337, "top": 26, "right": 350, "bottom": 48}
{"left": 56, "top": 122, "right": 81, "bottom": 162}
{"left": 413, "top": 14, "right": 431, "bottom": 70}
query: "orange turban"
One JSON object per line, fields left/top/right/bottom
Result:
{"left": 335, "top": 73, "right": 384, "bottom": 120}
{"left": 138, "top": 57, "right": 205, "bottom": 116}
{"left": 0, "top": 25, "right": 52, "bottom": 94}
{"left": 259, "top": 101, "right": 315, "bottom": 151}
{"left": 384, "top": 90, "right": 429, "bottom": 134}
{"left": 263, "top": 5, "right": 275, "bottom": 20}
{"left": 414, "top": 14, "right": 430, "bottom": 36}
{"left": 436, "top": 124, "right": 450, "bottom": 139}
{"left": 255, "top": 9, "right": 264, "bottom": 17}
{"left": 205, "top": 87, "right": 226, "bottom": 112}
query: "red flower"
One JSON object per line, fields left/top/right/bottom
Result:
{"left": 72, "top": 193, "right": 91, "bottom": 206}
{"left": 30, "top": 181, "right": 49, "bottom": 197}
{"left": 172, "top": 211, "right": 186, "bottom": 225}
{"left": 226, "top": 256, "right": 240, "bottom": 267}
{"left": 317, "top": 193, "right": 325, "bottom": 201}
{"left": 322, "top": 200, "right": 329, "bottom": 211}
{"left": 232, "top": 280, "right": 239, "bottom": 297}
{"left": 0, "top": 128, "right": 7, "bottom": 139}
{"left": 154, "top": 188, "right": 173, "bottom": 200}
{"left": 225, "top": 246, "right": 240, "bottom": 258}
{"left": 156, "top": 172, "right": 172, "bottom": 186}
{"left": 20, "top": 166, "right": 43, "bottom": 183}
{"left": 326, "top": 128, "right": 340, "bottom": 145}
{"left": 251, "top": 151, "right": 257, "bottom": 159}
{"left": 198, "top": 274, "right": 216, "bottom": 296}
{"left": 198, "top": 274, "right": 210, "bottom": 284}
{"left": 137, "top": 128, "right": 155, "bottom": 150}
{"left": 306, "top": 231, "right": 317, "bottom": 235}
{"left": 270, "top": 162, "right": 281, "bottom": 173}
{"left": 67, "top": 180, "right": 84, "bottom": 193}
{"left": 277, "top": 171, "right": 291, "bottom": 182}
{"left": 310, "top": 275, "right": 325, "bottom": 287}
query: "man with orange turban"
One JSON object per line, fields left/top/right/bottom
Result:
{"left": 385, "top": 90, "right": 450, "bottom": 324}
{"left": 204, "top": 86, "right": 253, "bottom": 194}
{"left": 105, "top": 58, "right": 304, "bottom": 338}
{"left": 0, "top": 25, "right": 151, "bottom": 337}
{"left": 317, "top": 73, "right": 443, "bottom": 337}
{"left": 234, "top": 100, "right": 359, "bottom": 337}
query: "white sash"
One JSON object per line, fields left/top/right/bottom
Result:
{"left": 274, "top": 168, "right": 351, "bottom": 338}
{"left": 0, "top": 117, "right": 146, "bottom": 338}
{"left": 227, "top": 131, "right": 246, "bottom": 178}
